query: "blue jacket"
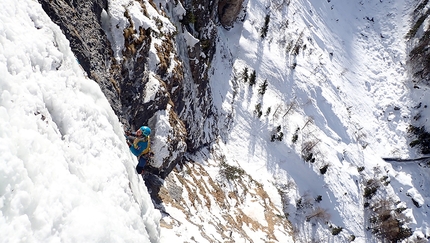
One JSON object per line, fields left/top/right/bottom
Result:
{"left": 130, "top": 138, "right": 149, "bottom": 157}
{"left": 126, "top": 133, "right": 150, "bottom": 157}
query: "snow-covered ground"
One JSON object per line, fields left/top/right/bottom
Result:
{"left": 1, "top": 0, "right": 430, "bottom": 242}
{"left": 204, "top": 0, "right": 429, "bottom": 241}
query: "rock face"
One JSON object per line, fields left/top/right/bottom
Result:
{"left": 218, "top": 0, "right": 244, "bottom": 29}
{"left": 38, "top": 0, "right": 246, "bottom": 196}
{"left": 37, "top": 0, "right": 187, "bottom": 177}
{"left": 37, "top": 0, "right": 246, "bottom": 167}
{"left": 37, "top": 0, "right": 225, "bottom": 176}
{"left": 173, "top": 0, "right": 220, "bottom": 152}
{"left": 38, "top": 0, "right": 122, "bottom": 115}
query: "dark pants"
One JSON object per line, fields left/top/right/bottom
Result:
{"left": 136, "top": 155, "right": 147, "bottom": 174}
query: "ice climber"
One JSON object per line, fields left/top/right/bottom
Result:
{"left": 125, "top": 126, "right": 152, "bottom": 174}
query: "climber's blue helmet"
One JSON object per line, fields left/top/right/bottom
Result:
{"left": 140, "top": 126, "right": 151, "bottom": 136}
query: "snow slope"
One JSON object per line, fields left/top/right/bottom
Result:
{"left": 0, "top": 0, "right": 160, "bottom": 242}
{"left": 206, "top": 0, "right": 429, "bottom": 241}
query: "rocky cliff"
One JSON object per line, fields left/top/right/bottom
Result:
{"left": 37, "top": 0, "right": 244, "bottom": 179}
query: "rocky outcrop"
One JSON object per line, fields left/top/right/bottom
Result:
{"left": 172, "top": 0, "right": 220, "bottom": 152}
{"left": 37, "top": 0, "right": 225, "bottom": 176}
{"left": 38, "top": 0, "right": 122, "bottom": 116}
{"left": 37, "top": 0, "right": 188, "bottom": 176}
{"left": 158, "top": 160, "right": 294, "bottom": 241}
{"left": 218, "top": 0, "right": 244, "bottom": 29}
